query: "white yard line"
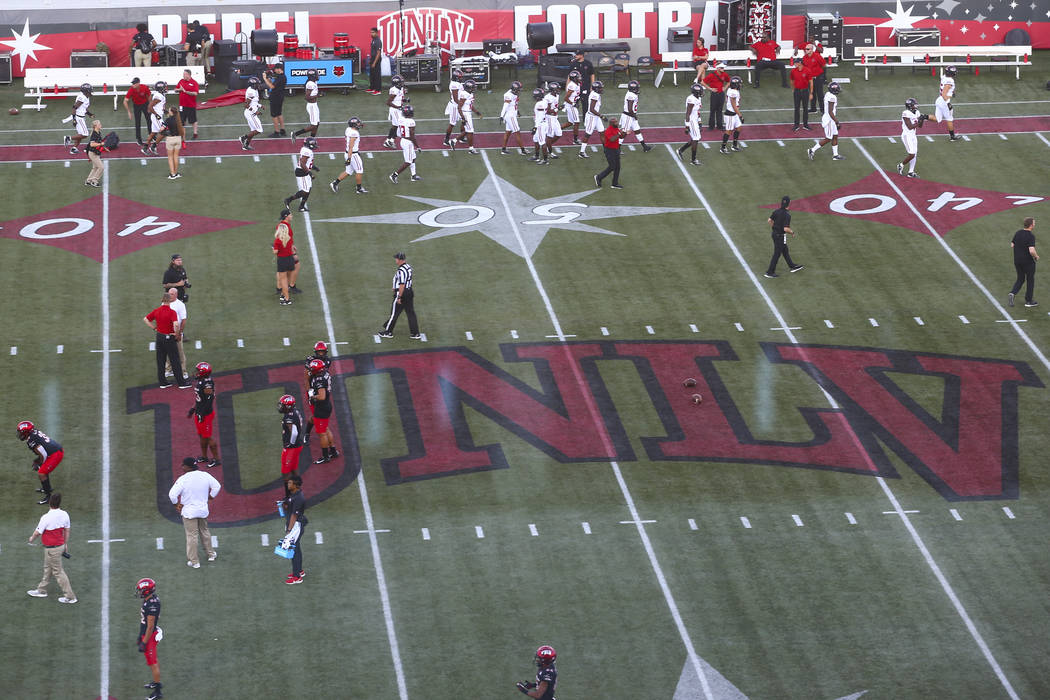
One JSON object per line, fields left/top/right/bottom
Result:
{"left": 99, "top": 159, "right": 112, "bottom": 700}
{"left": 296, "top": 165, "right": 407, "bottom": 699}
{"left": 481, "top": 150, "right": 716, "bottom": 700}
{"left": 674, "top": 143, "right": 1020, "bottom": 700}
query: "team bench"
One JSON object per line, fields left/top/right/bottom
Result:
{"left": 655, "top": 46, "right": 837, "bottom": 88}
{"left": 855, "top": 46, "right": 1032, "bottom": 80}
{"left": 22, "top": 66, "right": 207, "bottom": 111}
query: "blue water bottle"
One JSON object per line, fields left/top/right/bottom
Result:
{"left": 276, "top": 499, "right": 286, "bottom": 517}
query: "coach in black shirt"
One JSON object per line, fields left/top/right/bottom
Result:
{"left": 163, "top": 254, "right": 191, "bottom": 302}
{"left": 264, "top": 63, "right": 287, "bottom": 137}
{"left": 368, "top": 27, "right": 383, "bottom": 94}
{"left": 1009, "top": 217, "right": 1038, "bottom": 307}
{"left": 764, "top": 196, "right": 803, "bottom": 278}
{"left": 571, "top": 51, "right": 595, "bottom": 101}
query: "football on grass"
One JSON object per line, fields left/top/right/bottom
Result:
{"left": 8, "top": 108, "right": 19, "bottom": 115}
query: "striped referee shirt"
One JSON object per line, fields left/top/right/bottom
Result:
{"left": 392, "top": 263, "right": 413, "bottom": 291}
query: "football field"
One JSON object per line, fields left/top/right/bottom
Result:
{"left": 2, "top": 56, "right": 1050, "bottom": 699}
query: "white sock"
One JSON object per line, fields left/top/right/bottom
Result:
{"left": 811, "top": 142, "right": 821, "bottom": 152}
{"left": 409, "top": 162, "right": 416, "bottom": 176}
{"left": 909, "top": 155, "right": 917, "bottom": 172}
{"left": 832, "top": 144, "right": 839, "bottom": 156}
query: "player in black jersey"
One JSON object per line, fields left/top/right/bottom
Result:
{"left": 307, "top": 359, "right": 340, "bottom": 463}
{"left": 18, "top": 420, "right": 65, "bottom": 504}
{"left": 302, "top": 341, "right": 332, "bottom": 445}
{"left": 279, "top": 395, "right": 305, "bottom": 497}
{"left": 517, "top": 645, "right": 558, "bottom": 699}
{"left": 136, "top": 577, "right": 164, "bottom": 699}
{"left": 186, "top": 362, "right": 220, "bottom": 467}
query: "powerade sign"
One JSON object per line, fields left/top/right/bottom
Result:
{"left": 284, "top": 59, "right": 355, "bottom": 86}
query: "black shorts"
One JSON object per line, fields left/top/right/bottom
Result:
{"left": 277, "top": 256, "right": 296, "bottom": 272}
{"left": 269, "top": 99, "right": 284, "bottom": 118}
{"left": 180, "top": 107, "right": 197, "bottom": 124}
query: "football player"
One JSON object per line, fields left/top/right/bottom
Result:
{"left": 720, "top": 76, "right": 744, "bottom": 154}
{"left": 516, "top": 645, "right": 557, "bottom": 699}
{"left": 458, "top": 80, "right": 482, "bottom": 154}
{"left": 291, "top": 68, "right": 320, "bottom": 142}
{"left": 307, "top": 359, "right": 339, "bottom": 463}
{"left": 897, "top": 97, "right": 931, "bottom": 178}
{"left": 620, "top": 80, "right": 653, "bottom": 152}
{"left": 677, "top": 82, "right": 704, "bottom": 165}
{"left": 577, "top": 80, "right": 605, "bottom": 159}
{"left": 142, "top": 81, "right": 166, "bottom": 156}
{"left": 239, "top": 76, "right": 263, "bottom": 151}
{"left": 389, "top": 104, "right": 422, "bottom": 183}
{"left": 384, "top": 74, "right": 407, "bottom": 148}
{"left": 186, "top": 362, "right": 220, "bottom": 467}
{"left": 530, "top": 87, "right": 550, "bottom": 164}
{"left": 18, "top": 421, "right": 64, "bottom": 505}
{"left": 331, "top": 116, "right": 368, "bottom": 194}
{"left": 542, "top": 82, "right": 563, "bottom": 158}
{"left": 935, "top": 64, "right": 961, "bottom": 141}
{"left": 284, "top": 136, "right": 319, "bottom": 212}
{"left": 278, "top": 394, "right": 305, "bottom": 496}
{"left": 561, "top": 70, "right": 582, "bottom": 144}
{"left": 807, "top": 81, "right": 845, "bottom": 161}
{"left": 500, "top": 81, "right": 528, "bottom": 156}
{"left": 65, "top": 83, "right": 93, "bottom": 154}
{"left": 302, "top": 340, "right": 332, "bottom": 383}
{"left": 136, "top": 577, "right": 164, "bottom": 700}
{"left": 443, "top": 69, "right": 467, "bottom": 147}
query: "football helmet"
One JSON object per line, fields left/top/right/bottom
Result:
{"left": 463, "top": 80, "right": 477, "bottom": 93}
{"left": 627, "top": 80, "right": 640, "bottom": 94}
{"left": 532, "top": 87, "right": 545, "bottom": 102}
{"left": 347, "top": 116, "right": 363, "bottom": 129}
{"left": 306, "top": 69, "right": 319, "bottom": 80}
{"left": 278, "top": 394, "right": 296, "bottom": 413}
{"left": 729, "top": 76, "right": 742, "bottom": 90}
{"left": 313, "top": 341, "right": 329, "bottom": 355}
{"left": 247, "top": 76, "right": 261, "bottom": 87}
{"left": 391, "top": 74, "right": 404, "bottom": 88}
{"left": 17, "top": 420, "right": 34, "bottom": 440}
{"left": 80, "top": 83, "right": 92, "bottom": 95}
{"left": 828, "top": 81, "right": 842, "bottom": 95}
{"left": 135, "top": 578, "right": 156, "bottom": 598}
{"left": 690, "top": 82, "right": 704, "bottom": 97}
{"left": 535, "top": 645, "right": 557, "bottom": 667}
{"left": 944, "top": 64, "right": 958, "bottom": 78}
{"left": 308, "top": 359, "right": 326, "bottom": 376}
{"left": 509, "top": 80, "right": 522, "bottom": 95}
{"left": 567, "top": 70, "right": 582, "bottom": 83}
{"left": 452, "top": 68, "right": 465, "bottom": 81}
{"left": 402, "top": 104, "right": 415, "bottom": 117}
{"left": 905, "top": 97, "right": 919, "bottom": 113}
{"left": 155, "top": 81, "right": 167, "bottom": 93}
{"left": 547, "top": 82, "right": 561, "bottom": 95}
{"left": 195, "top": 362, "right": 212, "bottom": 378}
{"left": 591, "top": 80, "right": 604, "bottom": 94}
{"left": 304, "top": 136, "right": 318, "bottom": 150}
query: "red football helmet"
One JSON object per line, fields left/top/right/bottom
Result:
{"left": 535, "top": 645, "right": 557, "bottom": 667}
{"left": 313, "top": 341, "right": 329, "bottom": 355}
{"left": 308, "top": 359, "right": 326, "bottom": 376}
{"left": 278, "top": 394, "right": 296, "bottom": 412}
{"left": 17, "top": 420, "right": 34, "bottom": 440}
{"left": 135, "top": 578, "right": 156, "bottom": 598}
{"left": 195, "top": 362, "right": 212, "bottom": 378}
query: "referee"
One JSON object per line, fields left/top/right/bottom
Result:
{"left": 378, "top": 251, "right": 420, "bottom": 339}
{"left": 764, "top": 196, "right": 804, "bottom": 278}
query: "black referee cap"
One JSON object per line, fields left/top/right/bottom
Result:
{"left": 394, "top": 251, "right": 406, "bottom": 260}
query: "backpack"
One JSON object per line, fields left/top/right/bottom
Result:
{"left": 103, "top": 131, "right": 120, "bottom": 150}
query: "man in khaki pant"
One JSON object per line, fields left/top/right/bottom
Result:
{"left": 85, "top": 120, "right": 104, "bottom": 187}
{"left": 168, "top": 457, "right": 221, "bottom": 568}
{"left": 27, "top": 493, "right": 77, "bottom": 604}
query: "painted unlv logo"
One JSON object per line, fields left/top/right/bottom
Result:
{"left": 376, "top": 7, "right": 475, "bottom": 53}
{"left": 128, "top": 341, "right": 1042, "bottom": 526}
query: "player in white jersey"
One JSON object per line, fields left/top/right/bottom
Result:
{"left": 577, "top": 80, "right": 605, "bottom": 158}
{"left": 239, "top": 77, "right": 263, "bottom": 151}
{"left": 330, "top": 116, "right": 368, "bottom": 194}
{"left": 620, "top": 81, "right": 653, "bottom": 151}
{"left": 457, "top": 80, "right": 483, "bottom": 153}
{"left": 389, "top": 105, "right": 422, "bottom": 183}
{"left": 500, "top": 81, "right": 529, "bottom": 156}
{"left": 543, "top": 82, "right": 563, "bottom": 156}
{"left": 807, "top": 82, "right": 845, "bottom": 161}
{"left": 65, "top": 83, "right": 93, "bottom": 154}
{"left": 284, "top": 137, "right": 319, "bottom": 212}
{"left": 720, "top": 76, "right": 744, "bottom": 154}
{"left": 896, "top": 97, "right": 931, "bottom": 178}
{"left": 530, "top": 88, "right": 550, "bottom": 164}
{"left": 384, "top": 74, "right": 407, "bottom": 148}
{"left": 934, "top": 64, "right": 961, "bottom": 141}
{"left": 561, "top": 71, "right": 582, "bottom": 144}
{"left": 676, "top": 82, "right": 703, "bottom": 165}
{"left": 142, "top": 82, "right": 167, "bottom": 155}
{"left": 443, "top": 69, "right": 467, "bottom": 146}
{"left": 291, "top": 69, "right": 320, "bottom": 142}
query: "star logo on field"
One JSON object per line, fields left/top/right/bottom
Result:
{"left": 0, "top": 19, "right": 51, "bottom": 71}
{"left": 317, "top": 174, "right": 698, "bottom": 258}
{"left": 878, "top": 0, "right": 930, "bottom": 36}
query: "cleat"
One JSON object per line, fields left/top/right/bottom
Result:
{"left": 141, "top": 146, "right": 150, "bottom": 155}
{"left": 388, "top": 172, "right": 398, "bottom": 184}
{"left": 897, "top": 162, "right": 904, "bottom": 175}
{"left": 789, "top": 265, "right": 804, "bottom": 273}
{"left": 801, "top": 125, "right": 812, "bottom": 131}
{"left": 949, "top": 135, "right": 962, "bottom": 141}
{"left": 457, "top": 134, "right": 469, "bottom": 143}
{"left": 70, "top": 147, "right": 79, "bottom": 154}
{"left": 642, "top": 143, "right": 653, "bottom": 152}
{"left": 594, "top": 174, "right": 601, "bottom": 187}
{"left": 549, "top": 153, "right": 559, "bottom": 159}
{"left": 806, "top": 148, "right": 814, "bottom": 161}
{"left": 1025, "top": 300, "right": 1039, "bottom": 307}
{"left": 832, "top": 155, "right": 846, "bottom": 160}
{"left": 63, "top": 135, "right": 72, "bottom": 146}
{"left": 409, "top": 334, "right": 422, "bottom": 340}
{"left": 1008, "top": 292, "right": 1015, "bottom": 307}
{"left": 442, "top": 138, "right": 451, "bottom": 147}
{"left": 356, "top": 186, "right": 368, "bottom": 194}
{"left": 610, "top": 183, "right": 623, "bottom": 189}
{"left": 147, "top": 689, "right": 164, "bottom": 700}
{"left": 536, "top": 159, "right": 549, "bottom": 165}
{"left": 150, "top": 146, "right": 158, "bottom": 156}
{"left": 520, "top": 149, "right": 529, "bottom": 156}
{"left": 378, "top": 330, "right": 393, "bottom": 338}
{"left": 27, "top": 590, "right": 47, "bottom": 598}
{"left": 313, "top": 456, "right": 331, "bottom": 464}
{"left": 329, "top": 180, "right": 339, "bottom": 193}
{"left": 719, "top": 146, "right": 730, "bottom": 154}
{"left": 467, "top": 147, "right": 478, "bottom": 154}
{"left": 731, "top": 144, "right": 741, "bottom": 152}
{"left": 289, "top": 132, "right": 297, "bottom": 143}
{"left": 572, "top": 138, "right": 581, "bottom": 145}
{"left": 159, "top": 383, "right": 173, "bottom": 389}
{"left": 410, "top": 174, "right": 422, "bottom": 181}
{"left": 792, "top": 125, "right": 801, "bottom": 132}
{"left": 206, "top": 459, "right": 221, "bottom": 468}
{"left": 764, "top": 272, "right": 778, "bottom": 278}
{"left": 298, "top": 205, "right": 308, "bottom": 212}
{"left": 38, "top": 496, "right": 51, "bottom": 504}
{"left": 577, "top": 152, "right": 589, "bottom": 159}
{"left": 906, "top": 172, "right": 919, "bottom": 178}
{"left": 690, "top": 159, "right": 701, "bottom": 166}
{"left": 500, "top": 148, "right": 509, "bottom": 155}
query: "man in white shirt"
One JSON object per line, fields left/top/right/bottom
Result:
{"left": 27, "top": 492, "right": 77, "bottom": 603}
{"left": 163, "top": 288, "right": 188, "bottom": 381}
{"left": 168, "top": 457, "right": 222, "bottom": 568}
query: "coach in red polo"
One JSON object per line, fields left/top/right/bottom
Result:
{"left": 144, "top": 293, "right": 189, "bottom": 389}
{"left": 790, "top": 60, "right": 812, "bottom": 131}
{"left": 702, "top": 63, "right": 729, "bottom": 130}
{"left": 750, "top": 31, "right": 787, "bottom": 88}
{"left": 123, "top": 77, "right": 151, "bottom": 145}
{"left": 802, "top": 43, "right": 827, "bottom": 113}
